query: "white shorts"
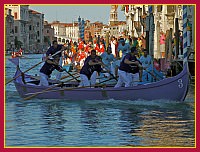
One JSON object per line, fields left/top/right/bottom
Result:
{"left": 39, "top": 72, "right": 49, "bottom": 86}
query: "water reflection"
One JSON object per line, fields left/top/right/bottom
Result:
{"left": 118, "top": 102, "right": 195, "bottom": 147}
{"left": 40, "top": 102, "right": 67, "bottom": 144}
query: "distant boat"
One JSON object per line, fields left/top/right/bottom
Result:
{"left": 11, "top": 49, "right": 23, "bottom": 58}
{"left": 12, "top": 64, "right": 189, "bottom": 101}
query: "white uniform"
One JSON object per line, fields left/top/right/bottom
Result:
{"left": 114, "top": 70, "right": 139, "bottom": 88}
{"left": 79, "top": 71, "right": 97, "bottom": 87}
{"left": 39, "top": 72, "right": 49, "bottom": 86}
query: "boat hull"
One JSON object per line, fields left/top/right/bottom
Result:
{"left": 13, "top": 64, "right": 189, "bottom": 101}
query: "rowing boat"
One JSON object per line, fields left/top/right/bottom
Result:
{"left": 12, "top": 64, "right": 189, "bottom": 101}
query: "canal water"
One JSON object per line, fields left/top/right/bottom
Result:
{"left": 5, "top": 54, "right": 195, "bottom": 147}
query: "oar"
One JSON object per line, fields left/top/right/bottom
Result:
{"left": 101, "top": 64, "right": 118, "bottom": 81}
{"left": 24, "top": 83, "right": 105, "bottom": 100}
{"left": 144, "top": 69, "right": 160, "bottom": 81}
{"left": 60, "top": 71, "right": 79, "bottom": 80}
{"left": 23, "top": 75, "right": 80, "bottom": 100}
{"left": 6, "top": 49, "right": 64, "bottom": 85}
{"left": 98, "top": 77, "right": 115, "bottom": 84}
{"left": 5, "top": 61, "right": 43, "bottom": 85}
{"left": 63, "top": 69, "right": 80, "bottom": 82}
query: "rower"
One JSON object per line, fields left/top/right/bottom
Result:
{"left": 39, "top": 40, "right": 65, "bottom": 86}
{"left": 114, "top": 47, "right": 143, "bottom": 88}
{"left": 79, "top": 49, "right": 104, "bottom": 87}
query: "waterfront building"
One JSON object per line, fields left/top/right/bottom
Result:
{"left": 43, "top": 21, "right": 55, "bottom": 50}
{"left": 121, "top": 5, "right": 195, "bottom": 60}
{"left": 65, "top": 22, "right": 79, "bottom": 42}
{"left": 5, "top": 8, "right": 15, "bottom": 54}
{"left": 5, "top": 5, "right": 29, "bottom": 52}
{"left": 28, "top": 9, "right": 44, "bottom": 53}
{"left": 109, "top": 5, "right": 127, "bottom": 38}
{"left": 49, "top": 21, "right": 79, "bottom": 43}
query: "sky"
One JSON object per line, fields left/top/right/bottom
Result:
{"left": 29, "top": 5, "right": 126, "bottom": 24}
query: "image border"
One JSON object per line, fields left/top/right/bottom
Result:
{"left": 2, "top": 0, "right": 198, "bottom": 152}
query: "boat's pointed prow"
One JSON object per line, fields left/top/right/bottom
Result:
{"left": 8, "top": 57, "right": 19, "bottom": 66}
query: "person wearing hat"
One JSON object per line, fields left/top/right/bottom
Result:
{"left": 114, "top": 47, "right": 143, "bottom": 88}
{"left": 39, "top": 40, "right": 65, "bottom": 86}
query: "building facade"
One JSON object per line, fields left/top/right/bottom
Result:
{"left": 122, "top": 5, "right": 195, "bottom": 59}
{"left": 5, "top": 8, "right": 15, "bottom": 54}
{"left": 5, "top": 5, "right": 30, "bottom": 52}
{"left": 43, "top": 21, "right": 55, "bottom": 49}
{"left": 28, "top": 9, "right": 44, "bottom": 53}
{"left": 5, "top": 5, "right": 45, "bottom": 53}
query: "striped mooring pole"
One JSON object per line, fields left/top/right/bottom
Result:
{"left": 148, "top": 5, "right": 153, "bottom": 14}
{"left": 183, "top": 5, "right": 188, "bottom": 66}
{"left": 78, "top": 16, "right": 81, "bottom": 39}
{"left": 81, "top": 19, "right": 85, "bottom": 40}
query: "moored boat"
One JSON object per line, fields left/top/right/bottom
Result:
{"left": 12, "top": 64, "right": 189, "bottom": 101}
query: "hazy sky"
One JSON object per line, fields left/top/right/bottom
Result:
{"left": 29, "top": 5, "right": 126, "bottom": 24}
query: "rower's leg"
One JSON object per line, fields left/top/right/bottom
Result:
{"left": 90, "top": 71, "right": 97, "bottom": 86}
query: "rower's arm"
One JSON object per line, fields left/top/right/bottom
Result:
{"left": 124, "top": 58, "right": 140, "bottom": 66}
{"left": 88, "top": 60, "right": 102, "bottom": 66}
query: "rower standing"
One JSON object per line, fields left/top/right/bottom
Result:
{"left": 79, "top": 50, "right": 104, "bottom": 87}
{"left": 114, "top": 47, "right": 143, "bottom": 88}
{"left": 39, "top": 40, "right": 65, "bottom": 86}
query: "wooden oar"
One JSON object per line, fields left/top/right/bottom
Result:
{"left": 144, "top": 69, "right": 160, "bottom": 81}
{"left": 63, "top": 69, "right": 80, "bottom": 82}
{"left": 5, "top": 61, "right": 43, "bottom": 85}
{"left": 23, "top": 75, "right": 80, "bottom": 100}
{"left": 98, "top": 77, "right": 116, "bottom": 84}
{"left": 6, "top": 49, "right": 65, "bottom": 85}
{"left": 24, "top": 82, "right": 105, "bottom": 100}
{"left": 60, "top": 71, "right": 79, "bottom": 80}
{"left": 101, "top": 65, "right": 118, "bottom": 81}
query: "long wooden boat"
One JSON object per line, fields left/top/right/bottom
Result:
{"left": 12, "top": 64, "right": 189, "bottom": 101}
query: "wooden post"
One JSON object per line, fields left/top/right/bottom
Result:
{"left": 145, "top": 15, "right": 150, "bottom": 53}
{"left": 149, "top": 13, "right": 155, "bottom": 58}
{"left": 168, "top": 28, "right": 173, "bottom": 63}
{"left": 165, "top": 30, "right": 170, "bottom": 60}
{"left": 106, "top": 31, "right": 109, "bottom": 49}
{"left": 157, "top": 21, "right": 161, "bottom": 58}
{"left": 175, "top": 18, "right": 179, "bottom": 58}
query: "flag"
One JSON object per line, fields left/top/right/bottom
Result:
{"left": 8, "top": 57, "right": 19, "bottom": 66}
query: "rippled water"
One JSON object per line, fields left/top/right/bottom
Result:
{"left": 5, "top": 54, "right": 195, "bottom": 147}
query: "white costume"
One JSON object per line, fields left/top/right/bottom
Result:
{"left": 79, "top": 71, "right": 97, "bottom": 87}
{"left": 39, "top": 72, "right": 49, "bottom": 86}
{"left": 114, "top": 70, "right": 139, "bottom": 88}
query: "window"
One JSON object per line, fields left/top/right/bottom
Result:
{"left": 14, "top": 12, "right": 17, "bottom": 19}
